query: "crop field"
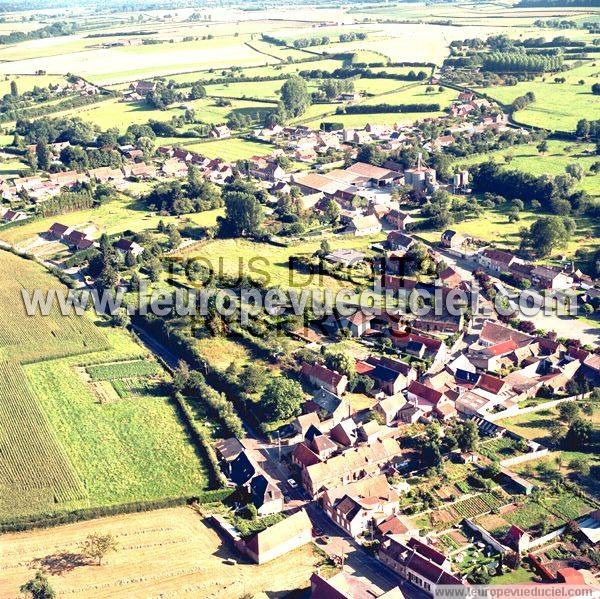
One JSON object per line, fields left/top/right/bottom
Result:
{"left": 0, "top": 506, "right": 322, "bottom": 599}
{"left": 480, "top": 63, "right": 600, "bottom": 132}
{"left": 86, "top": 359, "right": 161, "bottom": 381}
{"left": 0, "top": 251, "right": 108, "bottom": 363}
{"left": 0, "top": 361, "right": 87, "bottom": 520}
{"left": 452, "top": 140, "right": 600, "bottom": 198}
{"left": 0, "top": 251, "right": 209, "bottom": 522}
{"left": 0, "top": 36, "right": 277, "bottom": 84}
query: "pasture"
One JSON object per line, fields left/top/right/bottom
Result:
{"left": 0, "top": 507, "right": 322, "bottom": 599}
{"left": 172, "top": 232, "right": 385, "bottom": 290}
{"left": 480, "top": 63, "right": 600, "bottom": 132}
{"left": 0, "top": 195, "right": 224, "bottom": 252}
{"left": 452, "top": 140, "right": 600, "bottom": 198}
{"left": 184, "top": 138, "right": 276, "bottom": 161}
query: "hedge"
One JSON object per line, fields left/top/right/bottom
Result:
{"left": 341, "top": 102, "right": 440, "bottom": 114}
{"left": 0, "top": 490, "right": 233, "bottom": 534}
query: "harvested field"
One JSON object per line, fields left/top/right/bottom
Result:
{"left": 0, "top": 507, "right": 321, "bottom": 599}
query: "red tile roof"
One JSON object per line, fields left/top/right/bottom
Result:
{"left": 300, "top": 362, "right": 345, "bottom": 388}
{"left": 407, "top": 380, "right": 443, "bottom": 405}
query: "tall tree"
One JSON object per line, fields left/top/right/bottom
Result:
{"left": 260, "top": 377, "right": 303, "bottom": 421}
{"left": 280, "top": 75, "right": 310, "bottom": 118}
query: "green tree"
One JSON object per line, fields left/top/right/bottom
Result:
{"left": 455, "top": 419, "right": 479, "bottom": 452}
{"left": 220, "top": 181, "right": 263, "bottom": 238}
{"left": 82, "top": 532, "right": 117, "bottom": 566}
{"left": 260, "top": 377, "right": 303, "bottom": 421}
{"left": 280, "top": 75, "right": 310, "bottom": 118}
{"left": 20, "top": 572, "right": 55, "bottom": 599}
{"left": 562, "top": 418, "right": 593, "bottom": 450}
{"left": 523, "top": 216, "right": 574, "bottom": 257}
{"left": 558, "top": 401, "right": 580, "bottom": 422}
{"left": 322, "top": 197, "right": 341, "bottom": 224}
{"left": 324, "top": 345, "right": 355, "bottom": 378}
{"left": 35, "top": 141, "right": 52, "bottom": 171}
{"left": 10, "top": 80, "right": 18, "bottom": 97}
{"left": 190, "top": 82, "right": 206, "bottom": 100}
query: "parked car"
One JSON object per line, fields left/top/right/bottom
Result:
{"left": 287, "top": 478, "right": 298, "bottom": 489}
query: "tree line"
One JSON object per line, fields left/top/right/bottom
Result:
{"left": 0, "top": 21, "right": 77, "bottom": 45}
{"left": 339, "top": 102, "right": 440, "bottom": 114}
{"left": 482, "top": 51, "right": 563, "bottom": 73}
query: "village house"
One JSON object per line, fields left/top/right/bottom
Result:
{"left": 249, "top": 474, "right": 284, "bottom": 516}
{"left": 214, "top": 437, "right": 245, "bottom": 478}
{"left": 530, "top": 265, "right": 573, "bottom": 291}
{"left": 114, "top": 238, "right": 144, "bottom": 258}
{"left": 438, "top": 266, "right": 462, "bottom": 288}
{"left": 324, "top": 249, "right": 366, "bottom": 268}
{"left": 478, "top": 248, "right": 519, "bottom": 273}
{"left": 322, "top": 474, "right": 399, "bottom": 538}
{"left": 305, "top": 387, "right": 352, "bottom": 424}
{"left": 346, "top": 214, "right": 382, "bottom": 237}
{"left": 330, "top": 418, "right": 359, "bottom": 447}
{"left": 392, "top": 332, "right": 449, "bottom": 368}
{"left": 249, "top": 160, "right": 285, "bottom": 183}
{"left": 210, "top": 125, "right": 231, "bottom": 139}
{"left": 440, "top": 229, "right": 466, "bottom": 249}
{"left": 301, "top": 362, "right": 349, "bottom": 396}
{"left": 374, "top": 395, "right": 407, "bottom": 426}
{"left": 291, "top": 412, "right": 321, "bottom": 437}
{"left": 0, "top": 208, "right": 27, "bottom": 223}
{"left": 361, "top": 355, "right": 417, "bottom": 397}
{"left": 387, "top": 231, "right": 415, "bottom": 253}
{"left": 378, "top": 536, "right": 464, "bottom": 595}
{"left": 160, "top": 158, "right": 189, "bottom": 178}
{"left": 386, "top": 210, "right": 413, "bottom": 230}
{"left": 310, "top": 571, "right": 404, "bottom": 599}
{"left": 131, "top": 80, "right": 157, "bottom": 95}
{"left": 301, "top": 437, "right": 402, "bottom": 498}
{"left": 243, "top": 509, "right": 313, "bottom": 564}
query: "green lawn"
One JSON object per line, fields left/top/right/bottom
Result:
{"left": 417, "top": 204, "right": 599, "bottom": 260}
{"left": 0, "top": 194, "right": 223, "bottom": 250}
{"left": 184, "top": 138, "right": 276, "bottom": 161}
{"left": 479, "top": 63, "right": 600, "bottom": 132}
{"left": 452, "top": 140, "right": 600, "bottom": 198}
{"left": 173, "top": 232, "right": 385, "bottom": 290}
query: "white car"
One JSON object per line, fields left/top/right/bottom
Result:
{"left": 287, "top": 478, "right": 298, "bottom": 489}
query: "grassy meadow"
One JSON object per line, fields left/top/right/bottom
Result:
{"left": 480, "top": 63, "right": 600, "bottom": 132}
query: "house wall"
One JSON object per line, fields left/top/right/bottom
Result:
{"left": 244, "top": 526, "right": 313, "bottom": 564}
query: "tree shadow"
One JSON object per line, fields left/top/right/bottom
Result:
{"left": 31, "top": 551, "right": 90, "bottom": 576}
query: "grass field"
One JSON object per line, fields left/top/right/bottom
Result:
{"left": 480, "top": 63, "right": 600, "bottom": 132}
{"left": 0, "top": 195, "right": 223, "bottom": 252}
{"left": 24, "top": 332, "right": 208, "bottom": 511}
{"left": 452, "top": 140, "right": 600, "bottom": 198}
{"left": 417, "top": 204, "right": 599, "bottom": 260}
{"left": 0, "top": 506, "right": 322, "bottom": 598}
{"left": 184, "top": 138, "right": 276, "bottom": 161}
{"left": 173, "top": 232, "right": 385, "bottom": 290}
{"left": 500, "top": 405, "right": 600, "bottom": 443}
